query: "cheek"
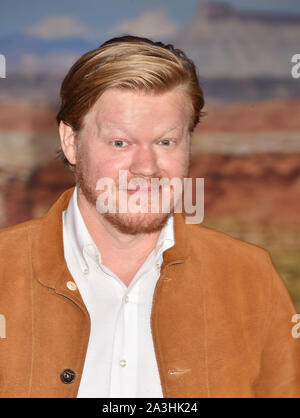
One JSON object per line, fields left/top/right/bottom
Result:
{"left": 79, "top": 140, "right": 118, "bottom": 179}
{"left": 159, "top": 151, "right": 189, "bottom": 178}
{"left": 85, "top": 152, "right": 126, "bottom": 182}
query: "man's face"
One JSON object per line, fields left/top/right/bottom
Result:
{"left": 75, "top": 87, "right": 191, "bottom": 234}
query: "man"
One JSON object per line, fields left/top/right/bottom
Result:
{"left": 0, "top": 35, "right": 299, "bottom": 398}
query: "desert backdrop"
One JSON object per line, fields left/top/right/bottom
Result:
{"left": 0, "top": 1, "right": 299, "bottom": 309}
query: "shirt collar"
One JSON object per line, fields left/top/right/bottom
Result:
{"left": 63, "top": 186, "right": 175, "bottom": 273}
{"left": 63, "top": 186, "right": 98, "bottom": 274}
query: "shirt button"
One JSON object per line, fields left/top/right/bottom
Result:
{"left": 60, "top": 369, "right": 76, "bottom": 384}
{"left": 156, "top": 263, "right": 161, "bottom": 271}
{"left": 124, "top": 295, "right": 129, "bottom": 304}
{"left": 83, "top": 268, "right": 89, "bottom": 275}
{"left": 120, "top": 359, "right": 127, "bottom": 367}
{"left": 66, "top": 281, "right": 77, "bottom": 291}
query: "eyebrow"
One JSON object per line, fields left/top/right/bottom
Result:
{"left": 103, "top": 123, "right": 182, "bottom": 137}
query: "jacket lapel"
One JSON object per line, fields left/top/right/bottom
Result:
{"left": 31, "top": 187, "right": 89, "bottom": 312}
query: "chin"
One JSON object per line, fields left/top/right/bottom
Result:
{"left": 102, "top": 212, "right": 171, "bottom": 235}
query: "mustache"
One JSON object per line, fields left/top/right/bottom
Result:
{"left": 115, "top": 176, "right": 181, "bottom": 191}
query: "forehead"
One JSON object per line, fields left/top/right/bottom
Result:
{"left": 83, "top": 88, "right": 191, "bottom": 134}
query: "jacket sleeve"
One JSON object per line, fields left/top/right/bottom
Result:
{"left": 253, "top": 254, "right": 300, "bottom": 397}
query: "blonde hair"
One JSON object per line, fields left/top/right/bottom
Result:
{"left": 56, "top": 35, "right": 205, "bottom": 166}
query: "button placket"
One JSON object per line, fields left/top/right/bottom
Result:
{"left": 119, "top": 359, "right": 127, "bottom": 368}
{"left": 120, "top": 286, "right": 138, "bottom": 396}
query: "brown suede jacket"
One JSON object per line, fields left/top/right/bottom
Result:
{"left": 0, "top": 188, "right": 299, "bottom": 398}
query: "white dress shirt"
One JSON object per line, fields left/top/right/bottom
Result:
{"left": 62, "top": 187, "right": 174, "bottom": 398}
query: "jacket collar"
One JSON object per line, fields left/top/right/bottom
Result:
{"left": 31, "top": 188, "right": 74, "bottom": 289}
{"left": 31, "top": 187, "right": 189, "bottom": 291}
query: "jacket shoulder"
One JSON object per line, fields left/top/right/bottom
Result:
{"left": 185, "top": 223, "right": 283, "bottom": 314}
{"left": 0, "top": 218, "right": 41, "bottom": 249}
{"left": 187, "top": 222, "right": 270, "bottom": 265}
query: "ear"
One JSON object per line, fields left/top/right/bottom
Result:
{"left": 59, "top": 121, "right": 77, "bottom": 165}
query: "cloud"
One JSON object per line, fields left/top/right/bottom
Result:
{"left": 19, "top": 52, "right": 80, "bottom": 76}
{"left": 25, "top": 15, "right": 94, "bottom": 40}
{"left": 110, "top": 8, "right": 179, "bottom": 39}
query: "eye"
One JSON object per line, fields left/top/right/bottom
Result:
{"left": 158, "top": 139, "right": 174, "bottom": 146}
{"left": 112, "top": 139, "right": 128, "bottom": 148}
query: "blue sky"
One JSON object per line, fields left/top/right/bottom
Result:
{"left": 0, "top": 0, "right": 300, "bottom": 40}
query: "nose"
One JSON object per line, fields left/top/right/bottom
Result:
{"left": 129, "top": 146, "right": 160, "bottom": 178}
